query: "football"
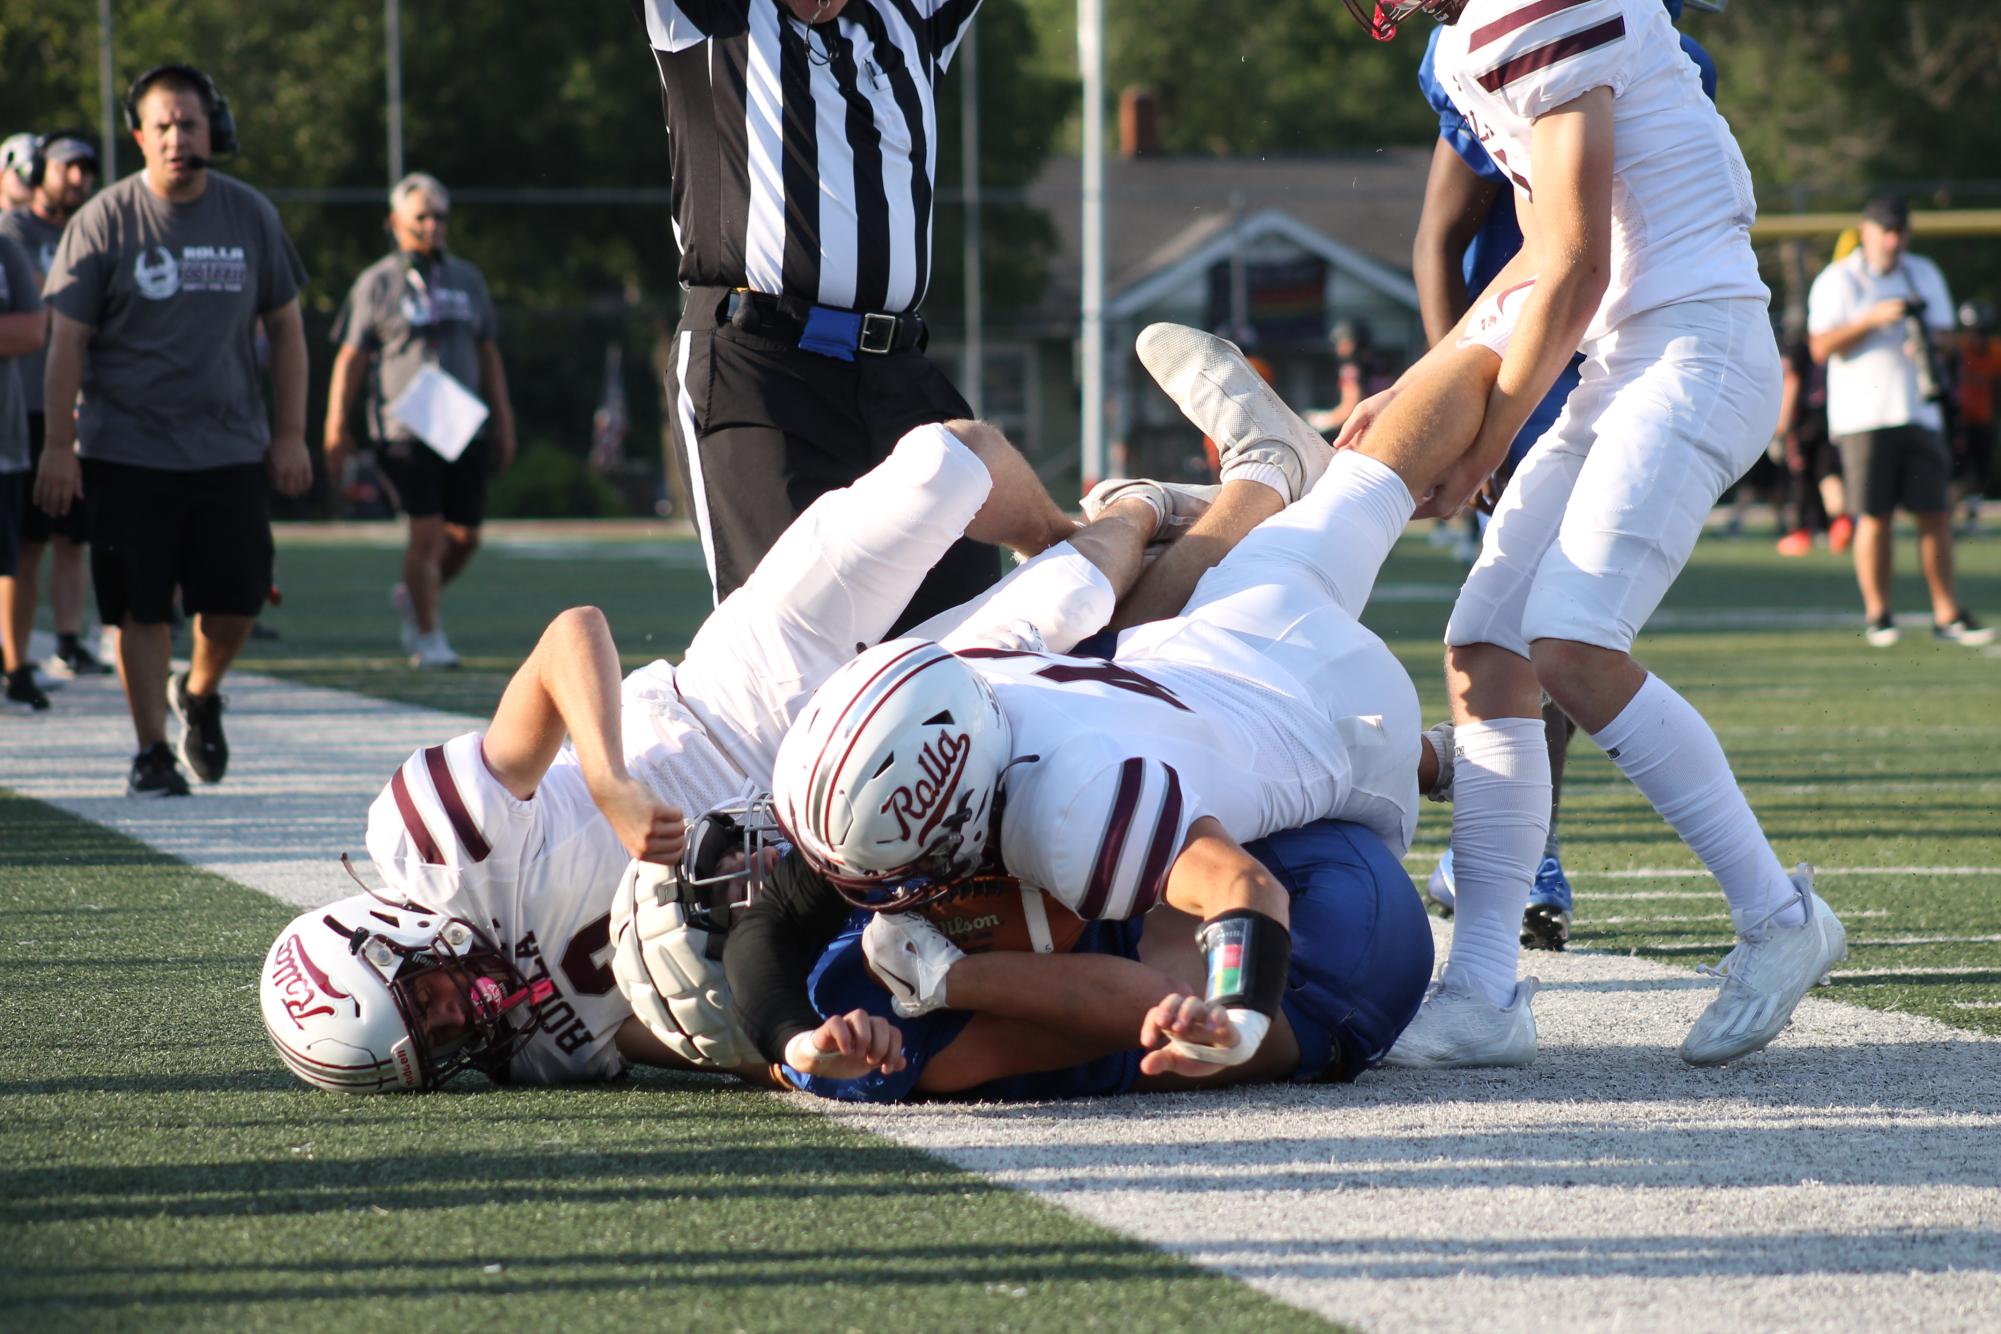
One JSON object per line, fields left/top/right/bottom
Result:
{"left": 914, "top": 873, "right": 1087, "bottom": 956}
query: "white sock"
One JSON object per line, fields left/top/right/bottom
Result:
{"left": 1445, "top": 717, "right": 1551, "bottom": 1006}
{"left": 1590, "top": 673, "right": 1801, "bottom": 929}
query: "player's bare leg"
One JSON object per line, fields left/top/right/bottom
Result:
{"left": 941, "top": 419, "right": 1079, "bottom": 559}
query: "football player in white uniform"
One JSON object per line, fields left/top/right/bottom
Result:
{"left": 261, "top": 418, "right": 1181, "bottom": 1091}
{"left": 746, "top": 325, "right": 1479, "bottom": 1082}
{"left": 1340, "top": 1, "right": 1844, "bottom": 1069}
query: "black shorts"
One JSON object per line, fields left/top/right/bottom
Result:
{"left": 1837, "top": 425, "right": 1951, "bottom": 517}
{"left": 20, "top": 415, "right": 90, "bottom": 545}
{"left": 82, "top": 459, "right": 273, "bottom": 625}
{"left": 669, "top": 302, "right": 997, "bottom": 633}
{"left": 0, "top": 469, "right": 23, "bottom": 579}
{"left": 376, "top": 437, "right": 490, "bottom": 527}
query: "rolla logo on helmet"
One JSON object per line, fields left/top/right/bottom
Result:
{"left": 267, "top": 932, "right": 358, "bottom": 1027}
{"left": 879, "top": 727, "right": 972, "bottom": 846}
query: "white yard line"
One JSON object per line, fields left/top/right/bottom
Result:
{"left": 6, "top": 669, "right": 2000, "bottom": 1334}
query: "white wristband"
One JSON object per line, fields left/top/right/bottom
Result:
{"left": 782, "top": 1030, "right": 828, "bottom": 1071}
{"left": 1164, "top": 1008, "right": 1270, "bottom": 1067}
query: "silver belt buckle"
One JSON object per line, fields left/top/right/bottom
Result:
{"left": 858, "top": 312, "right": 897, "bottom": 355}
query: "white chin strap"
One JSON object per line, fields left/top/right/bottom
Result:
{"left": 1164, "top": 1008, "right": 1270, "bottom": 1067}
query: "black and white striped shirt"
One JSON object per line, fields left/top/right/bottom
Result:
{"left": 637, "top": 0, "right": 981, "bottom": 315}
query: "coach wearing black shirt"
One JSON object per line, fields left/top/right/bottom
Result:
{"left": 634, "top": 0, "right": 998, "bottom": 627}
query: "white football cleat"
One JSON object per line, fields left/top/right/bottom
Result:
{"left": 1135, "top": 323, "right": 1332, "bottom": 503}
{"left": 1423, "top": 849, "right": 1456, "bottom": 917}
{"left": 1680, "top": 864, "right": 1847, "bottom": 1067}
{"left": 1382, "top": 967, "right": 1538, "bottom": 1068}
{"left": 863, "top": 911, "right": 965, "bottom": 1018}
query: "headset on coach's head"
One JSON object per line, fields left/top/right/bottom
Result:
{"left": 123, "top": 63, "right": 238, "bottom": 158}
{"left": 17, "top": 128, "right": 100, "bottom": 190}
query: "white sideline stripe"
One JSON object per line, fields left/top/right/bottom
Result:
{"left": 1404, "top": 862, "right": 2001, "bottom": 881}
{"left": 5, "top": 670, "right": 2001, "bottom": 1334}
{"left": 1953, "top": 1001, "right": 2001, "bottom": 1010}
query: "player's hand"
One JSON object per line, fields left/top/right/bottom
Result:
{"left": 33, "top": 443, "right": 82, "bottom": 517}
{"left": 1332, "top": 386, "right": 1398, "bottom": 452}
{"left": 1869, "top": 298, "right": 1908, "bottom": 330}
{"left": 268, "top": 436, "right": 313, "bottom": 497}
{"left": 784, "top": 1010, "right": 906, "bottom": 1080}
{"left": 597, "top": 775, "right": 686, "bottom": 864}
{"left": 1138, "top": 991, "right": 1239, "bottom": 1078}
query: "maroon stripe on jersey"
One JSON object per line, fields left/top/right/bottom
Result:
{"left": 1079, "top": 758, "right": 1145, "bottom": 920}
{"left": 1128, "top": 766, "right": 1184, "bottom": 918}
{"left": 1470, "top": 0, "right": 1596, "bottom": 50}
{"left": 425, "top": 745, "right": 492, "bottom": 864}
{"left": 390, "top": 766, "right": 445, "bottom": 865}
{"left": 1478, "top": 15, "right": 1626, "bottom": 92}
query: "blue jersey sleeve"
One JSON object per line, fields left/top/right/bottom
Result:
{"left": 1681, "top": 34, "right": 1718, "bottom": 102}
{"left": 1419, "top": 27, "right": 1503, "bottom": 184}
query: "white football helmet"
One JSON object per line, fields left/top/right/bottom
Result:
{"left": 260, "top": 889, "right": 551, "bottom": 1093}
{"left": 772, "top": 639, "right": 1012, "bottom": 912}
{"left": 609, "top": 799, "right": 783, "bottom": 1070}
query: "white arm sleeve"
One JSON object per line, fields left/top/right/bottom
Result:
{"left": 911, "top": 544, "right": 1117, "bottom": 655}
{"left": 1478, "top": 0, "right": 1635, "bottom": 121}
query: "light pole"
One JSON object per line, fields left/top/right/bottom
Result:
{"left": 1078, "top": 0, "right": 1106, "bottom": 488}
{"left": 386, "top": 0, "right": 405, "bottom": 185}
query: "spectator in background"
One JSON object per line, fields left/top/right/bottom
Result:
{"left": 1774, "top": 322, "right": 1850, "bottom": 556}
{"left": 1308, "top": 320, "right": 1394, "bottom": 437}
{"left": 0, "top": 231, "right": 48, "bottom": 708}
{"left": 1951, "top": 300, "right": 1999, "bottom": 535}
{"left": 1, "top": 130, "right": 110, "bottom": 685}
{"left": 1807, "top": 194, "right": 1992, "bottom": 648}
{"left": 0, "top": 134, "right": 35, "bottom": 211}
{"left": 34, "top": 64, "right": 311, "bottom": 795}
{"left": 325, "top": 172, "right": 515, "bottom": 671}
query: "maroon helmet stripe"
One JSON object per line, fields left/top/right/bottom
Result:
{"left": 390, "top": 766, "right": 444, "bottom": 864}
{"left": 1478, "top": 15, "right": 1626, "bottom": 92}
{"left": 1079, "top": 758, "right": 1145, "bottom": 920}
{"left": 1129, "top": 766, "right": 1184, "bottom": 918}
{"left": 1469, "top": 0, "right": 1596, "bottom": 50}
{"left": 424, "top": 745, "right": 492, "bottom": 863}
{"left": 815, "top": 645, "right": 959, "bottom": 869}
{"left": 806, "top": 640, "right": 937, "bottom": 846}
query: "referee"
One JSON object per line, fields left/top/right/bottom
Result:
{"left": 634, "top": 0, "right": 999, "bottom": 627}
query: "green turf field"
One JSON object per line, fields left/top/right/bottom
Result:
{"left": 3, "top": 519, "right": 1997, "bottom": 1327}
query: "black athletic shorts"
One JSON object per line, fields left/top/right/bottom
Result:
{"left": 668, "top": 299, "right": 997, "bottom": 634}
{"left": 21, "top": 415, "right": 90, "bottom": 545}
{"left": 1837, "top": 425, "right": 1951, "bottom": 518}
{"left": 82, "top": 459, "right": 273, "bottom": 625}
{"left": 0, "top": 469, "right": 23, "bottom": 579}
{"left": 376, "top": 437, "right": 490, "bottom": 527}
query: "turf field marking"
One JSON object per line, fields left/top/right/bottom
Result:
{"left": 1953, "top": 1001, "right": 2001, "bottom": 1010}
{"left": 1585, "top": 909, "right": 1891, "bottom": 928}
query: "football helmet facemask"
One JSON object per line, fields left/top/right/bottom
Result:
{"left": 260, "top": 888, "right": 551, "bottom": 1093}
{"left": 772, "top": 639, "right": 1013, "bottom": 914}
{"left": 1341, "top": 0, "right": 1470, "bottom": 42}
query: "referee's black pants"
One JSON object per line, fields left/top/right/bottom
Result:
{"left": 666, "top": 300, "right": 1001, "bottom": 636}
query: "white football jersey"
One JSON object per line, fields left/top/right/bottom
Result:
{"left": 1431, "top": 0, "right": 1767, "bottom": 340}
{"left": 364, "top": 673, "right": 757, "bottom": 1084}
{"left": 969, "top": 620, "right": 1414, "bottom": 923}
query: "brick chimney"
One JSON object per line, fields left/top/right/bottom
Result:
{"left": 1119, "top": 87, "right": 1161, "bottom": 158}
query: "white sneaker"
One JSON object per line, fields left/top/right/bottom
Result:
{"left": 390, "top": 583, "right": 419, "bottom": 654}
{"left": 862, "top": 911, "right": 965, "bottom": 1018}
{"left": 1080, "top": 478, "right": 1220, "bottom": 540}
{"left": 1382, "top": 967, "right": 1538, "bottom": 1068}
{"left": 1680, "top": 864, "right": 1847, "bottom": 1067}
{"left": 1135, "top": 323, "right": 1331, "bottom": 503}
{"left": 409, "top": 628, "right": 461, "bottom": 671}
{"left": 1424, "top": 849, "right": 1457, "bottom": 917}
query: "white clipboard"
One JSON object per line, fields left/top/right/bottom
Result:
{"left": 387, "top": 364, "right": 489, "bottom": 463}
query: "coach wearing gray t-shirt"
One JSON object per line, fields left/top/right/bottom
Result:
{"left": 326, "top": 172, "right": 515, "bottom": 671}
{"left": 34, "top": 64, "right": 311, "bottom": 797}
